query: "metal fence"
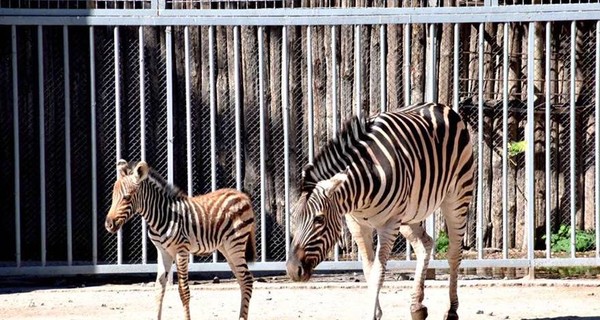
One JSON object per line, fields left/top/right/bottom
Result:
{"left": 1, "top": 1, "right": 599, "bottom": 277}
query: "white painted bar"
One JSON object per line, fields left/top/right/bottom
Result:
{"left": 139, "top": 25, "right": 148, "bottom": 265}
{"left": 258, "top": 26, "right": 267, "bottom": 262}
{"left": 596, "top": 21, "right": 600, "bottom": 259}
{"left": 63, "top": 25, "right": 73, "bottom": 266}
{"left": 165, "top": 26, "right": 174, "bottom": 185}
{"left": 477, "top": 23, "right": 484, "bottom": 260}
{"left": 307, "top": 26, "right": 314, "bottom": 163}
{"left": 380, "top": 25, "right": 387, "bottom": 113}
{"left": 38, "top": 25, "right": 47, "bottom": 267}
{"left": 234, "top": 25, "right": 242, "bottom": 191}
{"left": 282, "top": 26, "right": 291, "bottom": 257}
{"left": 209, "top": 26, "right": 218, "bottom": 263}
{"left": 184, "top": 26, "right": 193, "bottom": 264}
{"left": 545, "top": 22, "right": 552, "bottom": 259}
{"left": 526, "top": 22, "right": 536, "bottom": 263}
{"left": 502, "top": 22, "right": 509, "bottom": 260}
{"left": 11, "top": 25, "right": 21, "bottom": 267}
{"left": 90, "top": 26, "right": 98, "bottom": 266}
{"left": 569, "top": 21, "right": 576, "bottom": 258}
{"left": 114, "top": 26, "right": 123, "bottom": 265}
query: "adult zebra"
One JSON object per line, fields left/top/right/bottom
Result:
{"left": 105, "top": 160, "right": 256, "bottom": 320}
{"left": 286, "top": 102, "right": 474, "bottom": 320}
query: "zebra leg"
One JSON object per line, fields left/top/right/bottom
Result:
{"left": 441, "top": 198, "right": 470, "bottom": 320}
{"left": 155, "top": 247, "right": 174, "bottom": 320}
{"left": 175, "top": 252, "right": 191, "bottom": 320}
{"left": 399, "top": 224, "right": 434, "bottom": 320}
{"left": 345, "top": 215, "right": 380, "bottom": 317}
{"left": 221, "top": 245, "right": 254, "bottom": 320}
{"left": 366, "top": 230, "right": 395, "bottom": 320}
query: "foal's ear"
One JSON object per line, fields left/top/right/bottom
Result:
{"left": 116, "top": 159, "right": 129, "bottom": 178}
{"left": 133, "top": 161, "right": 149, "bottom": 182}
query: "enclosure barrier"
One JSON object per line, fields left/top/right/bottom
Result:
{"left": 0, "top": 0, "right": 599, "bottom": 276}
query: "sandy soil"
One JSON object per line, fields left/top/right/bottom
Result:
{"left": 1, "top": 277, "right": 599, "bottom": 320}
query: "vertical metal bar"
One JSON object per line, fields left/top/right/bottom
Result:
{"left": 184, "top": 26, "right": 192, "bottom": 201}
{"left": 476, "top": 23, "right": 484, "bottom": 260}
{"left": 283, "top": 26, "right": 291, "bottom": 257}
{"left": 258, "top": 26, "right": 267, "bottom": 263}
{"left": 545, "top": 22, "right": 552, "bottom": 259}
{"left": 426, "top": 23, "right": 438, "bottom": 103}
{"left": 380, "top": 25, "right": 387, "bottom": 113}
{"left": 453, "top": 23, "right": 460, "bottom": 111}
{"left": 332, "top": 25, "right": 340, "bottom": 262}
{"left": 139, "top": 26, "right": 148, "bottom": 265}
{"left": 12, "top": 25, "right": 21, "bottom": 267}
{"left": 114, "top": 26, "right": 123, "bottom": 265}
{"left": 404, "top": 24, "right": 411, "bottom": 106}
{"left": 184, "top": 26, "right": 193, "bottom": 264}
{"left": 502, "top": 22, "right": 509, "bottom": 260}
{"left": 38, "top": 25, "right": 47, "bottom": 267}
{"left": 307, "top": 26, "right": 314, "bottom": 162}
{"left": 209, "top": 26, "right": 218, "bottom": 263}
{"left": 165, "top": 26, "right": 174, "bottom": 185}
{"left": 234, "top": 26, "right": 243, "bottom": 191}
{"left": 426, "top": 22, "right": 438, "bottom": 250}
{"left": 569, "top": 21, "right": 576, "bottom": 258}
{"left": 354, "top": 24, "right": 361, "bottom": 118}
{"left": 332, "top": 25, "right": 338, "bottom": 136}
{"left": 406, "top": 27, "right": 413, "bottom": 261}
{"left": 63, "top": 25, "right": 73, "bottom": 266}
{"left": 90, "top": 26, "right": 98, "bottom": 266}
{"left": 596, "top": 21, "right": 600, "bottom": 259}
{"left": 526, "top": 22, "right": 536, "bottom": 264}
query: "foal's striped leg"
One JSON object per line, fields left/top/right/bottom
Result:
{"left": 175, "top": 252, "right": 191, "bottom": 320}
{"left": 221, "top": 242, "right": 254, "bottom": 320}
{"left": 155, "top": 247, "right": 174, "bottom": 320}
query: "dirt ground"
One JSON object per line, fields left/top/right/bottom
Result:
{"left": 1, "top": 275, "right": 599, "bottom": 320}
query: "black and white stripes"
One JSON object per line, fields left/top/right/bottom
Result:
{"left": 105, "top": 160, "right": 255, "bottom": 320}
{"left": 287, "top": 102, "right": 474, "bottom": 320}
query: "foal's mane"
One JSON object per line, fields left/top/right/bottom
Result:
{"left": 130, "top": 162, "right": 186, "bottom": 199}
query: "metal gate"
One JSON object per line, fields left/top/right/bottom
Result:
{"left": 1, "top": 0, "right": 599, "bottom": 276}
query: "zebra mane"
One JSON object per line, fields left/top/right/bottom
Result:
{"left": 130, "top": 162, "right": 186, "bottom": 199}
{"left": 301, "top": 115, "right": 370, "bottom": 194}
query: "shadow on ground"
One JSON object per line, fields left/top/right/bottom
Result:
{"left": 524, "top": 317, "right": 600, "bottom": 320}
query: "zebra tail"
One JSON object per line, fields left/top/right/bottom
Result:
{"left": 245, "top": 222, "right": 257, "bottom": 262}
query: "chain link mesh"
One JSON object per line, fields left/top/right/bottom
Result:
{"left": 95, "top": 26, "right": 118, "bottom": 264}
{"left": 1, "top": 18, "right": 598, "bottom": 267}
{"left": 0, "top": 26, "right": 16, "bottom": 265}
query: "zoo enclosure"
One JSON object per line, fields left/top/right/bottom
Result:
{"left": 1, "top": 0, "right": 600, "bottom": 276}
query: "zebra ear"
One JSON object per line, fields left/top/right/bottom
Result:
{"left": 133, "top": 161, "right": 149, "bottom": 182}
{"left": 301, "top": 163, "right": 314, "bottom": 188}
{"left": 319, "top": 171, "right": 348, "bottom": 198}
{"left": 116, "top": 159, "right": 129, "bottom": 178}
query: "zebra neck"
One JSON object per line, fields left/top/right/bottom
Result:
{"left": 137, "top": 181, "right": 182, "bottom": 233}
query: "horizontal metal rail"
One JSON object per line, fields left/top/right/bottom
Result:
{"left": 1, "top": 258, "right": 599, "bottom": 276}
{"left": 2, "top": 4, "right": 600, "bottom": 25}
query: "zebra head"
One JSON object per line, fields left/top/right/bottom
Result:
{"left": 287, "top": 168, "right": 349, "bottom": 282}
{"left": 105, "top": 159, "right": 149, "bottom": 234}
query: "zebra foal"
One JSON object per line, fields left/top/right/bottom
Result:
{"left": 286, "top": 102, "right": 474, "bottom": 320}
{"left": 105, "top": 160, "right": 256, "bottom": 320}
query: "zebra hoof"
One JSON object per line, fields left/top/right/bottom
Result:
{"left": 410, "top": 307, "right": 428, "bottom": 320}
{"left": 445, "top": 311, "right": 459, "bottom": 320}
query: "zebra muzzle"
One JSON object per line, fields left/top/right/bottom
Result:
{"left": 286, "top": 250, "right": 313, "bottom": 282}
{"left": 105, "top": 216, "right": 123, "bottom": 233}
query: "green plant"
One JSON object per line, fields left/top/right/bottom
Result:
{"left": 542, "top": 225, "right": 596, "bottom": 253}
{"left": 508, "top": 140, "right": 527, "bottom": 157}
{"left": 436, "top": 230, "right": 449, "bottom": 253}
